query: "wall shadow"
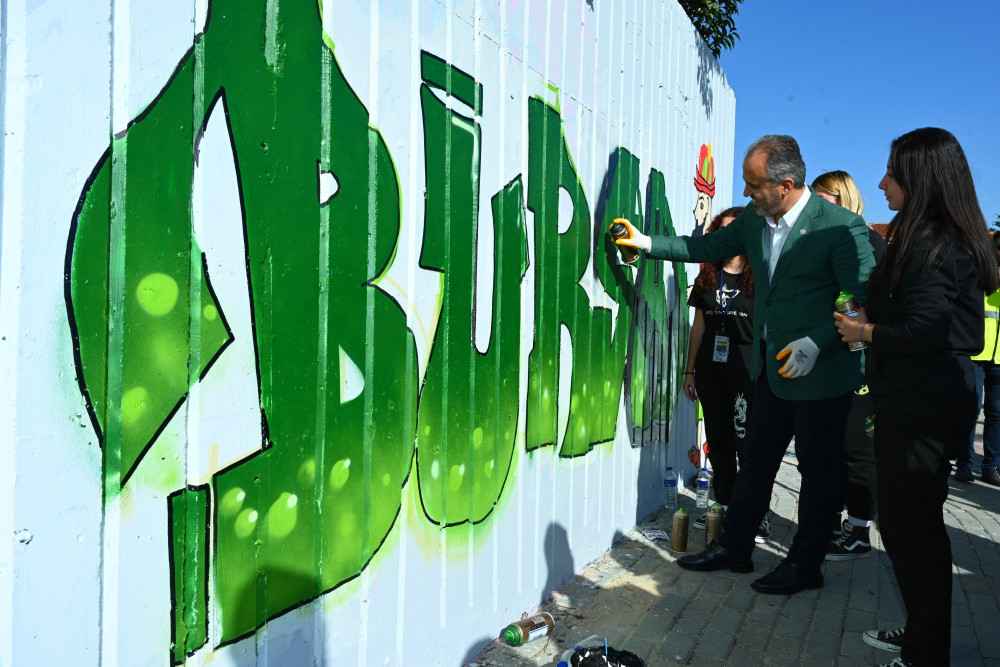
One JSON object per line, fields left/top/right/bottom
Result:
{"left": 695, "top": 46, "right": 718, "bottom": 117}
{"left": 542, "top": 522, "right": 577, "bottom": 606}
{"left": 228, "top": 569, "right": 325, "bottom": 666}
{"left": 461, "top": 522, "right": 576, "bottom": 666}
{"left": 461, "top": 634, "right": 500, "bottom": 666}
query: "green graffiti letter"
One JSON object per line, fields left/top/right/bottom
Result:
{"left": 624, "top": 169, "right": 686, "bottom": 443}
{"left": 525, "top": 99, "right": 633, "bottom": 456}
{"left": 66, "top": 0, "right": 418, "bottom": 646}
{"left": 169, "top": 487, "right": 210, "bottom": 663}
{"left": 415, "top": 54, "right": 527, "bottom": 525}
{"left": 67, "top": 75, "right": 233, "bottom": 487}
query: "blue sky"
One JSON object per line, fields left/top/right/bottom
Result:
{"left": 718, "top": 0, "right": 1000, "bottom": 225}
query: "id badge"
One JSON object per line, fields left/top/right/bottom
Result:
{"left": 712, "top": 334, "right": 730, "bottom": 363}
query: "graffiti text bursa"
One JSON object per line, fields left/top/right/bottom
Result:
{"left": 64, "top": 1, "right": 687, "bottom": 658}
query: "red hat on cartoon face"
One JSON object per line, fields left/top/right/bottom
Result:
{"left": 694, "top": 143, "right": 715, "bottom": 198}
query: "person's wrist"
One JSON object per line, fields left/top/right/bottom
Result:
{"left": 684, "top": 371, "right": 695, "bottom": 375}
{"left": 859, "top": 323, "right": 868, "bottom": 342}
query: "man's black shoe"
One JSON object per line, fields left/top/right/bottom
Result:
{"left": 677, "top": 540, "right": 753, "bottom": 573}
{"left": 750, "top": 559, "right": 822, "bottom": 595}
{"left": 982, "top": 465, "right": 1000, "bottom": 486}
{"left": 954, "top": 462, "right": 976, "bottom": 483}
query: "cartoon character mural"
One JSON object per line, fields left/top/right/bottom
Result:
{"left": 691, "top": 143, "right": 716, "bottom": 237}
{"left": 687, "top": 143, "right": 717, "bottom": 467}
{"left": 58, "top": 0, "right": 722, "bottom": 661}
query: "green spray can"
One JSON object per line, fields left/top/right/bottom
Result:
{"left": 835, "top": 291, "right": 868, "bottom": 351}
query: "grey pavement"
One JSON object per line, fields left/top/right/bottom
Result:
{"left": 468, "top": 437, "right": 1000, "bottom": 667}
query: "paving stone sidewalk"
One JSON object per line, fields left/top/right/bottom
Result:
{"left": 468, "top": 448, "right": 1000, "bottom": 666}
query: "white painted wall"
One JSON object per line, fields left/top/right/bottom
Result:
{"left": 0, "top": 1, "right": 735, "bottom": 665}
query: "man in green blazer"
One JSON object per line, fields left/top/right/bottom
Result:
{"left": 616, "top": 135, "right": 874, "bottom": 594}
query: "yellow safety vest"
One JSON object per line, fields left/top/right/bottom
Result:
{"left": 972, "top": 289, "right": 1000, "bottom": 362}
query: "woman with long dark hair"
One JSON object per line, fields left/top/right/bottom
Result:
{"left": 682, "top": 206, "right": 764, "bottom": 537}
{"left": 834, "top": 128, "right": 999, "bottom": 667}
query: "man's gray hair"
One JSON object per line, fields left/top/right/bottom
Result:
{"left": 745, "top": 135, "right": 806, "bottom": 188}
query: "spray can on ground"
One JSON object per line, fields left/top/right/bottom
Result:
{"left": 609, "top": 219, "right": 639, "bottom": 264}
{"left": 671, "top": 507, "right": 689, "bottom": 552}
{"left": 501, "top": 612, "right": 554, "bottom": 646}
{"left": 705, "top": 504, "right": 724, "bottom": 546}
{"left": 835, "top": 291, "right": 868, "bottom": 351}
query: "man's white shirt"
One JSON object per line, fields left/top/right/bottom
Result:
{"left": 763, "top": 188, "right": 810, "bottom": 280}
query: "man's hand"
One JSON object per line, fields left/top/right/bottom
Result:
{"left": 776, "top": 336, "right": 820, "bottom": 378}
{"left": 612, "top": 218, "right": 652, "bottom": 252}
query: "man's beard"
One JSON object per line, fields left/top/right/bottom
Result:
{"left": 753, "top": 189, "right": 782, "bottom": 217}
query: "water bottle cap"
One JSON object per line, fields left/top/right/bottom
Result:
{"left": 701, "top": 467, "right": 709, "bottom": 472}
{"left": 711, "top": 503, "right": 724, "bottom": 510}
{"left": 666, "top": 466, "right": 673, "bottom": 470}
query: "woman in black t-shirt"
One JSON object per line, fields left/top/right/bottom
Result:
{"left": 683, "top": 206, "right": 755, "bottom": 527}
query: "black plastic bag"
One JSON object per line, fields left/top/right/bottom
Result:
{"left": 569, "top": 645, "right": 645, "bottom": 667}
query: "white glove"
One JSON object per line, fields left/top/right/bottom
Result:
{"left": 612, "top": 218, "right": 652, "bottom": 252}
{"left": 776, "top": 336, "right": 820, "bottom": 379}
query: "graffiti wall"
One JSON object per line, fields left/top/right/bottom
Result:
{"left": 0, "top": 0, "right": 735, "bottom": 664}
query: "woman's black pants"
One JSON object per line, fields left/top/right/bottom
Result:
{"left": 875, "top": 410, "right": 973, "bottom": 666}
{"left": 694, "top": 358, "right": 753, "bottom": 506}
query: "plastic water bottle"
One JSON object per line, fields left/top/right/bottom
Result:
{"left": 663, "top": 466, "right": 678, "bottom": 511}
{"left": 696, "top": 468, "right": 711, "bottom": 508}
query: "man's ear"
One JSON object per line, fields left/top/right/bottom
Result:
{"left": 777, "top": 178, "right": 795, "bottom": 195}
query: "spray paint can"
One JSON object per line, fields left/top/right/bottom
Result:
{"left": 671, "top": 507, "right": 689, "bottom": 553}
{"left": 609, "top": 220, "right": 639, "bottom": 264}
{"left": 501, "top": 612, "right": 555, "bottom": 646}
{"left": 705, "top": 504, "right": 725, "bottom": 546}
{"left": 835, "top": 291, "right": 868, "bottom": 351}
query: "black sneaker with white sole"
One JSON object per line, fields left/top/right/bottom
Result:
{"left": 878, "top": 658, "right": 914, "bottom": 667}
{"left": 863, "top": 627, "right": 904, "bottom": 652}
{"left": 826, "top": 521, "right": 872, "bottom": 560}
{"left": 755, "top": 513, "right": 771, "bottom": 544}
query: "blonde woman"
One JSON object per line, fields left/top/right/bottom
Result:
{"left": 812, "top": 170, "right": 865, "bottom": 216}
{"left": 810, "top": 171, "right": 884, "bottom": 562}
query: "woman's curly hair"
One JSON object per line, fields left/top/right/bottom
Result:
{"left": 692, "top": 206, "right": 754, "bottom": 297}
